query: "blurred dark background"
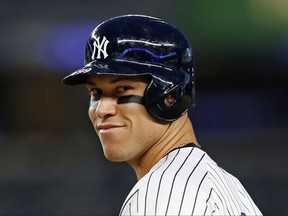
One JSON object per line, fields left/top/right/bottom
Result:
{"left": 0, "top": 0, "right": 287, "bottom": 215}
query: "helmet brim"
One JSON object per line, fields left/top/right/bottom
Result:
{"left": 62, "top": 59, "right": 176, "bottom": 85}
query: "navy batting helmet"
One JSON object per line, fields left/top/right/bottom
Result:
{"left": 62, "top": 14, "right": 195, "bottom": 121}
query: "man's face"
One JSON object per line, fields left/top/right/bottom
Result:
{"left": 86, "top": 74, "right": 169, "bottom": 163}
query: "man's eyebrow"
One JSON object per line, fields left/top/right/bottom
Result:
{"left": 110, "top": 76, "right": 131, "bottom": 83}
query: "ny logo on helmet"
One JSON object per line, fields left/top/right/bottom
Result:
{"left": 91, "top": 36, "right": 109, "bottom": 60}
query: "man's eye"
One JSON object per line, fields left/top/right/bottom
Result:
{"left": 89, "top": 89, "right": 102, "bottom": 101}
{"left": 117, "top": 86, "right": 132, "bottom": 92}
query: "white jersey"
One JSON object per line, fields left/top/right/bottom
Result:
{"left": 120, "top": 144, "right": 262, "bottom": 216}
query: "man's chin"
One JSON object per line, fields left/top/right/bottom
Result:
{"left": 103, "top": 149, "right": 128, "bottom": 162}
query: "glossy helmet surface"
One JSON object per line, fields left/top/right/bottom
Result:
{"left": 62, "top": 14, "right": 195, "bottom": 121}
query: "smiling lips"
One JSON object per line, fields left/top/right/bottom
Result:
{"left": 96, "top": 123, "right": 124, "bottom": 132}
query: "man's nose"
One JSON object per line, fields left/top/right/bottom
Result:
{"left": 95, "top": 97, "right": 117, "bottom": 119}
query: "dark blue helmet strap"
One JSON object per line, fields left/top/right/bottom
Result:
{"left": 117, "top": 95, "right": 144, "bottom": 105}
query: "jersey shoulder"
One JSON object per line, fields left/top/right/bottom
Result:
{"left": 120, "top": 146, "right": 262, "bottom": 216}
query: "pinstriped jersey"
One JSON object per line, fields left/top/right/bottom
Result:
{"left": 120, "top": 144, "right": 262, "bottom": 216}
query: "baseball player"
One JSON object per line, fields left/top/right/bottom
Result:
{"left": 62, "top": 15, "right": 262, "bottom": 215}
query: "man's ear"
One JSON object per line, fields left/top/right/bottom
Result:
{"left": 164, "top": 92, "right": 176, "bottom": 106}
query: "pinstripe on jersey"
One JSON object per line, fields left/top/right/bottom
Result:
{"left": 120, "top": 145, "right": 262, "bottom": 216}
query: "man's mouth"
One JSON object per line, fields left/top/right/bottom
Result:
{"left": 96, "top": 123, "right": 124, "bottom": 132}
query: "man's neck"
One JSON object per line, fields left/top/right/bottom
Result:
{"left": 128, "top": 114, "right": 198, "bottom": 180}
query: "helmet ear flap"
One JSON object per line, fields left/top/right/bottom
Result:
{"left": 144, "top": 79, "right": 189, "bottom": 121}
